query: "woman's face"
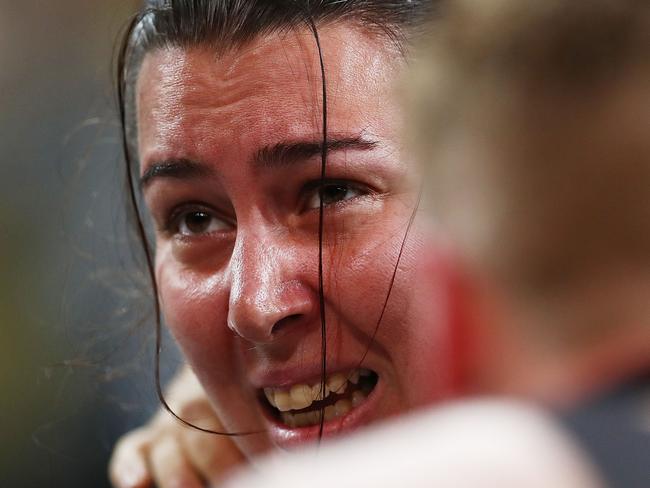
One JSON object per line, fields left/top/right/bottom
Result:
{"left": 137, "top": 24, "right": 448, "bottom": 457}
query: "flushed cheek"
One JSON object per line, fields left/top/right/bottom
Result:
{"left": 157, "top": 261, "right": 271, "bottom": 450}
{"left": 397, "top": 300, "right": 449, "bottom": 407}
{"left": 332, "top": 228, "right": 446, "bottom": 408}
{"left": 393, "top": 241, "right": 451, "bottom": 406}
{"left": 156, "top": 259, "right": 238, "bottom": 384}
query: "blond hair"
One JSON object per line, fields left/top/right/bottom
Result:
{"left": 410, "top": 0, "right": 650, "bottom": 309}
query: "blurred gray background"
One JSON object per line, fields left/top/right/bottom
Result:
{"left": 1, "top": 2, "right": 180, "bottom": 486}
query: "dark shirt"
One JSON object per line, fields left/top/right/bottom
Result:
{"left": 562, "top": 372, "right": 650, "bottom": 488}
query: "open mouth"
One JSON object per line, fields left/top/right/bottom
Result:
{"left": 260, "top": 369, "right": 379, "bottom": 428}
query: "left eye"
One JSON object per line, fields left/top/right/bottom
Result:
{"left": 304, "top": 182, "right": 364, "bottom": 210}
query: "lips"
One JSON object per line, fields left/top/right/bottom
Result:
{"left": 256, "top": 368, "right": 380, "bottom": 448}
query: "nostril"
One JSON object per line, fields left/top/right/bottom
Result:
{"left": 271, "top": 314, "right": 303, "bottom": 336}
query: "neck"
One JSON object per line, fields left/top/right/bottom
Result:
{"left": 499, "top": 322, "right": 650, "bottom": 410}
{"left": 457, "top": 269, "right": 650, "bottom": 408}
{"left": 470, "top": 285, "right": 650, "bottom": 409}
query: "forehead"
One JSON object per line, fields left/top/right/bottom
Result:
{"left": 136, "top": 24, "right": 401, "bottom": 174}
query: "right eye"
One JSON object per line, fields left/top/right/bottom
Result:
{"left": 172, "top": 209, "right": 232, "bottom": 237}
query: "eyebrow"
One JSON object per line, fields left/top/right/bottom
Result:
{"left": 140, "top": 158, "right": 212, "bottom": 189}
{"left": 140, "top": 136, "right": 378, "bottom": 188}
{"left": 253, "top": 136, "right": 377, "bottom": 168}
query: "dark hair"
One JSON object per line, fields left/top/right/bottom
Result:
{"left": 116, "top": 0, "right": 432, "bottom": 437}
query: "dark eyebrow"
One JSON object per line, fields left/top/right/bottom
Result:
{"left": 140, "top": 137, "right": 377, "bottom": 188}
{"left": 140, "top": 158, "right": 212, "bottom": 189}
{"left": 253, "top": 136, "right": 377, "bottom": 168}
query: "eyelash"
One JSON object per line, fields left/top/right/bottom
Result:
{"left": 163, "top": 203, "right": 233, "bottom": 237}
{"left": 300, "top": 179, "right": 372, "bottom": 212}
{"left": 161, "top": 179, "right": 373, "bottom": 238}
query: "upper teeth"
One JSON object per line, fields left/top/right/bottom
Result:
{"left": 263, "top": 369, "right": 369, "bottom": 412}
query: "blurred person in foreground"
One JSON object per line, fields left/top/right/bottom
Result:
{"left": 225, "top": 0, "right": 650, "bottom": 486}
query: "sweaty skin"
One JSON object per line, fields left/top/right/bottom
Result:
{"left": 137, "top": 24, "right": 448, "bottom": 458}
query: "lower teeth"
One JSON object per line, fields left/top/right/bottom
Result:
{"left": 280, "top": 394, "right": 362, "bottom": 428}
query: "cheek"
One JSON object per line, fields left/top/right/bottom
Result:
{"left": 330, "top": 224, "right": 449, "bottom": 405}
{"left": 396, "top": 238, "right": 455, "bottom": 405}
{"left": 325, "top": 206, "right": 422, "bottom": 333}
{"left": 323, "top": 224, "right": 402, "bottom": 333}
{"left": 400, "top": 271, "right": 451, "bottom": 405}
{"left": 156, "top": 255, "right": 237, "bottom": 383}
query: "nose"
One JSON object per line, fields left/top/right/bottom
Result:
{"left": 227, "top": 230, "right": 316, "bottom": 344}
